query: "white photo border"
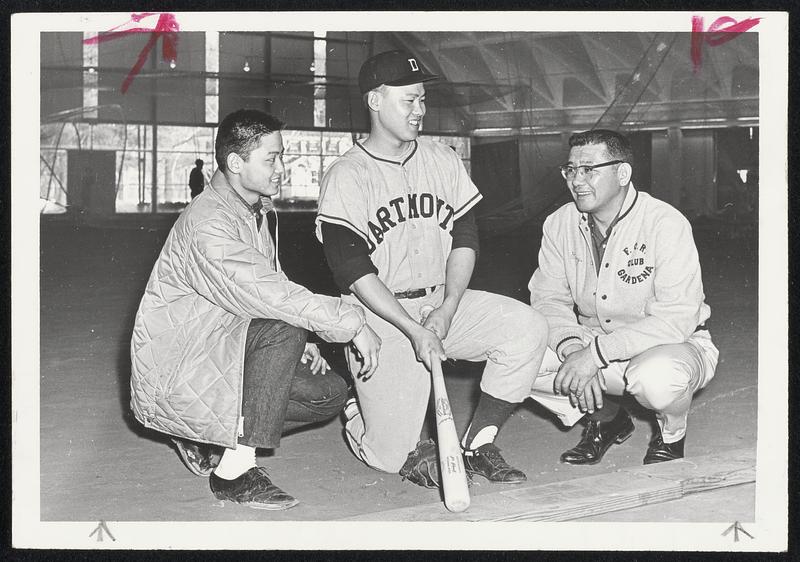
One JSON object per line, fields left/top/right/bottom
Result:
{"left": 12, "top": 10, "right": 788, "bottom": 551}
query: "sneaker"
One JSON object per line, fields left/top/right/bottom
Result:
{"left": 210, "top": 466, "right": 299, "bottom": 510}
{"left": 172, "top": 437, "right": 221, "bottom": 477}
{"left": 463, "top": 443, "right": 527, "bottom": 483}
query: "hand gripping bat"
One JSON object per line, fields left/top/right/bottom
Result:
{"left": 421, "top": 304, "right": 470, "bottom": 512}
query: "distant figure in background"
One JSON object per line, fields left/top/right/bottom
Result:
{"left": 528, "top": 129, "right": 719, "bottom": 466}
{"left": 130, "top": 109, "right": 380, "bottom": 510}
{"left": 189, "top": 159, "right": 205, "bottom": 198}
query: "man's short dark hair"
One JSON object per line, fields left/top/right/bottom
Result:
{"left": 569, "top": 129, "right": 634, "bottom": 167}
{"left": 215, "top": 109, "right": 285, "bottom": 172}
{"left": 195, "top": 159, "right": 204, "bottom": 167}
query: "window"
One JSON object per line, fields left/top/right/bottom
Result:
{"left": 41, "top": 124, "right": 471, "bottom": 214}
{"left": 276, "top": 130, "right": 356, "bottom": 209}
{"left": 154, "top": 126, "right": 215, "bottom": 211}
{"left": 40, "top": 122, "right": 157, "bottom": 214}
{"left": 40, "top": 122, "right": 216, "bottom": 214}
{"left": 40, "top": 32, "right": 474, "bottom": 215}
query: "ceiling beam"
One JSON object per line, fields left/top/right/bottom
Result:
{"left": 470, "top": 97, "right": 758, "bottom": 131}
{"left": 530, "top": 41, "right": 608, "bottom": 104}
{"left": 580, "top": 34, "right": 665, "bottom": 103}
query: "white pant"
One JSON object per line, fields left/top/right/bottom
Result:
{"left": 344, "top": 288, "right": 548, "bottom": 473}
{"left": 529, "top": 331, "right": 719, "bottom": 443}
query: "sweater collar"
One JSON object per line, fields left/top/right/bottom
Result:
{"left": 578, "top": 183, "right": 639, "bottom": 226}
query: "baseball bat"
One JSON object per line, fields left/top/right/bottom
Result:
{"left": 430, "top": 355, "right": 471, "bottom": 512}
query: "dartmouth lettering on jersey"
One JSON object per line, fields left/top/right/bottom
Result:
{"left": 365, "top": 192, "right": 456, "bottom": 251}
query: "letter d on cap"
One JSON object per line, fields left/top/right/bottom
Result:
{"left": 408, "top": 58, "right": 419, "bottom": 71}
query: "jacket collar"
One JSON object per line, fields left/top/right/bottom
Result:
{"left": 209, "top": 170, "right": 274, "bottom": 219}
{"left": 578, "top": 183, "right": 639, "bottom": 226}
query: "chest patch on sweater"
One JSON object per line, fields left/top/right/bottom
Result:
{"left": 617, "top": 242, "right": 653, "bottom": 284}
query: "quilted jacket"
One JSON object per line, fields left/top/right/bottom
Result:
{"left": 130, "top": 171, "right": 366, "bottom": 447}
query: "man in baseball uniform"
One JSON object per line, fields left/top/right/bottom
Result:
{"left": 315, "top": 50, "right": 549, "bottom": 487}
{"left": 528, "top": 129, "right": 719, "bottom": 465}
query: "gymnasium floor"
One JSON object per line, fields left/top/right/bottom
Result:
{"left": 37, "top": 213, "right": 757, "bottom": 523}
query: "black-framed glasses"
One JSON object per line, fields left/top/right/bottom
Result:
{"left": 559, "top": 160, "right": 624, "bottom": 180}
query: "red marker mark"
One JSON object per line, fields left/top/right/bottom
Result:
{"left": 83, "top": 12, "right": 180, "bottom": 93}
{"left": 691, "top": 15, "right": 760, "bottom": 73}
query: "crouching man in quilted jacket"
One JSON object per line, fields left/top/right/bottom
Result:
{"left": 130, "top": 109, "right": 381, "bottom": 510}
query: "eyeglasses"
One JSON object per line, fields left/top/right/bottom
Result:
{"left": 559, "top": 160, "right": 624, "bottom": 180}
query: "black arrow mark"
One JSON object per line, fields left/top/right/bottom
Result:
{"left": 89, "top": 520, "right": 116, "bottom": 542}
{"left": 722, "top": 521, "right": 753, "bottom": 542}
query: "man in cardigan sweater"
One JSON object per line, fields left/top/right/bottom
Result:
{"left": 528, "top": 129, "right": 719, "bottom": 465}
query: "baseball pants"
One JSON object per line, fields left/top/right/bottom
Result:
{"left": 343, "top": 287, "right": 548, "bottom": 473}
{"left": 529, "top": 330, "right": 719, "bottom": 443}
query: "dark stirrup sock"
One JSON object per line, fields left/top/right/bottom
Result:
{"left": 586, "top": 393, "right": 620, "bottom": 423}
{"left": 462, "top": 392, "right": 516, "bottom": 450}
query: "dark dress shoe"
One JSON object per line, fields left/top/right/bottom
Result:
{"left": 643, "top": 432, "right": 685, "bottom": 464}
{"left": 560, "top": 407, "right": 635, "bottom": 465}
{"left": 210, "top": 467, "right": 299, "bottom": 510}
{"left": 464, "top": 443, "right": 527, "bottom": 483}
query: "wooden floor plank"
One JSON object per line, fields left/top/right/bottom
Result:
{"left": 341, "top": 448, "right": 756, "bottom": 522}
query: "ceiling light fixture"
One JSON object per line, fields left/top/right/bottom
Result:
{"left": 243, "top": 59, "right": 251, "bottom": 73}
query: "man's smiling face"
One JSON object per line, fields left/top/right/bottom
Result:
{"left": 565, "top": 142, "right": 628, "bottom": 223}
{"left": 373, "top": 82, "right": 427, "bottom": 144}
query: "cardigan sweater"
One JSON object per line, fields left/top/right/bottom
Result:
{"left": 528, "top": 185, "right": 711, "bottom": 366}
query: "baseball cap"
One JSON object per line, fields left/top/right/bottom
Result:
{"left": 358, "top": 50, "right": 439, "bottom": 94}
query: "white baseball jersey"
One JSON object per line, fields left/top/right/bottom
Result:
{"left": 315, "top": 138, "right": 482, "bottom": 293}
{"left": 315, "top": 136, "right": 546, "bottom": 473}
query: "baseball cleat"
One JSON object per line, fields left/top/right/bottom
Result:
{"left": 463, "top": 443, "right": 527, "bottom": 483}
{"left": 399, "top": 439, "right": 441, "bottom": 489}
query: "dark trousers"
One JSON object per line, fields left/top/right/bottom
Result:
{"left": 239, "top": 318, "right": 348, "bottom": 449}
